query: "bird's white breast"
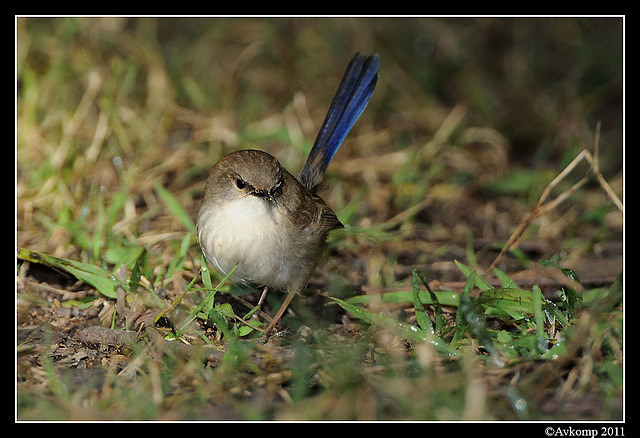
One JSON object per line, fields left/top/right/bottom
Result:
{"left": 197, "top": 196, "right": 308, "bottom": 291}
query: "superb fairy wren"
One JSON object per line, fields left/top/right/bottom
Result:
{"left": 197, "top": 53, "right": 379, "bottom": 338}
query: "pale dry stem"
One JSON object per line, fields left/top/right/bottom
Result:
{"left": 487, "top": 124, "right": 622, "bottom": 273}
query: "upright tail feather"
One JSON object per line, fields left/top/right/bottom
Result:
{"left": 298, "top": 53, "right": 379, "bottom": 192}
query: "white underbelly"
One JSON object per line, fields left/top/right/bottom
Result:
{"left": 198, "top": 197, "right": 313, "bottom": 291}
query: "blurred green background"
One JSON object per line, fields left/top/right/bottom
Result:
{"left": 17, "top": 17, "right": 623, "bottom": 256}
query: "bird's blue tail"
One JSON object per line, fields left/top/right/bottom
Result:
{"left": 298, "top": 53, "right": 379, "bottom": 192}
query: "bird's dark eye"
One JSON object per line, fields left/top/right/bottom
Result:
{"left": 235, "top": 178, "right": 246, "bottom": 190}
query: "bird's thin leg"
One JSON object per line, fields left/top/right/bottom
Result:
{"left": 257, "top": 286, "right": 269, "bottom": 308}
{"left": 262, "top": 292, "right": 296, "bottom": 340}
{"left": 243, "top": 286, "right": 269, "bottom": 321}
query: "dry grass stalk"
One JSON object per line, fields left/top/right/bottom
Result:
{"left": 487, "top": 124, "right": 622, "bottom": 272}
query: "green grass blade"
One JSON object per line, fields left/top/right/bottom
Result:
{"left": 454, "top": 260, "right": 493, "bottom": 290}
{"left": 412, "top": 267, "right": 446, "bottom": 335}
{"left": 330, "top": 297, "right": 459, "bottom": 356}
{"left": 177, "top": 264, "right": 237, "bottom": 334}
{"left": 346, "top": 290, "right": 459, "bottom": 307}
{"left": 542, "top": 301, "right": 570, "bottom": 327}
{"left": 154, "top": 182, "right": 196, "bottom": 233}
{"left": 411, "top": 268, "right": 433, "bottom": 332}
{"left": 465, "top": 229, "right": 478, "bottom": 268}
{"left": 18, "top": 248, "right": 120, "bottom": 298}
{"left": 539, "top": 259, "right": 581, "bottom": 283}
{"left": 166, "top": 232, "right": 193, "bottom": 278}
{"left": 477, "top": 288, "right": 535, "bottom": 320}
{"left": 492, "top": 266, "right": 518, "bottom": 288}
{"left": 451, "top": 270, "right": 478, "bottom": 346}
{"left": 532, "top": 284, "right": 548, "bottom": 354}
{"left": 458, "top": 294, "right": 504, "bottom": 367}
{"left": 200, "top": 253, "right": 213, "bottom": 289}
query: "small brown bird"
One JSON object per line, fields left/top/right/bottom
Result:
{"left": 197, "top": 53, "right": 379, "bottom": 338}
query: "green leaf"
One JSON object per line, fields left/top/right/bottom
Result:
{"left": 104, "top": 245, "right": 146, "bottom": 268}
{"left": 18, "top": 248, "right": 120, "bottom": 298}
{"left": 237, "top": 325, "right": 256, "bottom": 337}
{"left": 214, "top": 303, "right": 236, "bottom": 319}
